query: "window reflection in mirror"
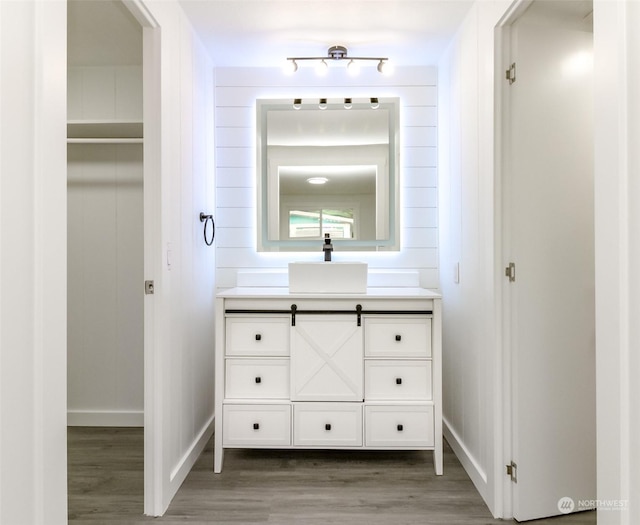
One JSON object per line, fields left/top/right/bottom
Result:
{"left": 288, "top": 208, "right": 355, "bottom": 239}
{"left": 257, "top": 98, "right": 399, "bottom": 252}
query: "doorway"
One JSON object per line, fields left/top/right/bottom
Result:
{"left": 499, "top": 0, "right": 595, "bottom": 521}
{"left": 67, "top": 0, "right": 145, "bottom": 514}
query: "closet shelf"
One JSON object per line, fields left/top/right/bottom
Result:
{"left": 67, "top": 120, "right": 143, "bottom": 141}
{"left": 67, "top": 137, "right": 143, "bottom": 144}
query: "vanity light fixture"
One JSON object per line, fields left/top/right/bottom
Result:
{"left": 286, "top": 45, "right": 390, "bottom": 76}
{"left": 293, "top": 98, "right": 302, "bottom": 110}
{"left": 318, "top": 98, "right": 328, "bottom": 110}
{"left": 370, "top": 97, "right": 380, "bottom": 109}
{"left": 344, "top": 98, "right": 353, "bottom": 109}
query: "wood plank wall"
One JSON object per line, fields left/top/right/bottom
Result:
{"left": 67, "top": 66, "right": 144, "bottom": 426}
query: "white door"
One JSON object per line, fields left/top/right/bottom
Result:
{"left": 505, "top": 3, "right": 596, "bottom": 521}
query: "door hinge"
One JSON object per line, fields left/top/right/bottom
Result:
{"left": 506, "top": 62, "right": 516, "bottom": 85}
{"left": 145, "top": 280, "right": 155, "bottom": 295}
{"left": 505, "top": 262, "right": 516, "bottom": 282}
{"left": 506, "top": 461, "right": 518, "bottom": 482}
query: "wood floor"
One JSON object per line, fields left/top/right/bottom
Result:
{"left": 68, "top": 427, "right": 596, "bottom": 524}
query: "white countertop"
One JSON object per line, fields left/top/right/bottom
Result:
{"left": 217, "top": 287, "right": 441, "bottom": 300}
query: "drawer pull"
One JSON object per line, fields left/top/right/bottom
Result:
{"left": 395, "top": 334, "right": 402, "bottom": 342}
{"left": 255, "top": 334, "right": 262, "bottom": 341}
{"left": 255, "top": 376, "right": 262, "bottom": 384}
{"left": 395, "top": 377, "right": 403, "bottom": 385}
{"left": 325, "top": 423, "right": 332, "bottom": 431}
{"left": 253, "top": 423, "right": 260, "bottom": 430}
{"left": 397, "top": 424, "right": 404, "bottom": 432}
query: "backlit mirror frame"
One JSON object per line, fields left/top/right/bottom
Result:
{"left": 256, "top": 97, "right": 400, "bottom": 252}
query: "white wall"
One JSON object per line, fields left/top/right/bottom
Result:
{"left": 214, "top": 67, "right": 439, "bottom": 290}
{"left": 0, "top": 1, "right": 68, "bottom": 523}
{"left": 594, "top": 1, "right": 640, "bottom": 523}
{"left": 138, "top": 0, "right": 216, "bottom": 515}
{"left": 67, "top": 142, "right": 144, "bottom": 425}
{"left": 438, "top": 1, "right": 510, "bottom": 517}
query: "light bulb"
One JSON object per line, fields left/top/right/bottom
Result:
{"left": 316, "top": 59, "right": 328, "bottom": 76}
{"left": 377, "top": 60, "right": 393, "bottom": 76}
{"left": 347, "top": 59, "right": 360, "bottom": 76}
{"left": 284, "top": 59, "right": 298, "bottom": 75}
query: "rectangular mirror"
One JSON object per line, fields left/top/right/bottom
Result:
{"left": 257, "top": 97, "right": 400, "bottom": 252}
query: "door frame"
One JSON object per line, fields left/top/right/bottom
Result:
{"left": 121, "top": 0, "right": 162, "bottom": 516}
{"left": 493, "top": 0, "right": 535, "bottom": 519}
{"left": 495, "top": 0, "right": 596, "bottom": 520}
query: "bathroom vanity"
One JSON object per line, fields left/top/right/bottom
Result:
{"left": 214, "top": 286, "right": 442, "bottom": 474}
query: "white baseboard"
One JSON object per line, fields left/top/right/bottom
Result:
{"left": 67, "top": 410, "right": 144, "bottom": 427}
{"left": 170, "top": 414, "right": 215, "bottom": 484}
{"left": 443, "top": 416, "right": 488, "bottom": 491}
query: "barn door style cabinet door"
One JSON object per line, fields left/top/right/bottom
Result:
{"left": 214, "top": 288, "right": 442, "bottom": 475}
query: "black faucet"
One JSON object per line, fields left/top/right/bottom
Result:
{"left": 323, "top": 233, "right": 333, "bottom": 261}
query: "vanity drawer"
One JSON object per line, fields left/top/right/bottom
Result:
{"left": 365, "top": 405, "right": 434, "bottom": 447}
{"left": 293, "top": 403, "right": 363, "bottom": 447}
{"left": 225, "top": 358, "right": 289, "bottom": 399}
{"left": 365, "top": 317, "right": 431, "bottom": 357}
{"left": 223, "top": 404, "right": 291, "bottom": 447}
{"left": 226, "top": 316, "right": 289, "bottom": 356}
{"left": 365, "top": 360, "right": 432, "bottom": 400}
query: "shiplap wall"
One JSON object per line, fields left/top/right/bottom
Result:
{"left": 68, "top": 66, "right": 142, "bottom": 120}
{"left": 215, "top": 66, "right": 439, "bottom": 290}
{"left": 67, "top": 66, "right": 144, "bottom": 426}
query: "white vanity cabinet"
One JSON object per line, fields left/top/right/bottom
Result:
{"left": 214, "top": 288, "right": 442, "bottom": 475}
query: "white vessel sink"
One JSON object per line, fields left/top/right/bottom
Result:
{"left": 288, "top": 262, "right": 368, "bottom": 294}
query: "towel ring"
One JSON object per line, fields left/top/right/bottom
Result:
{"left": 199, "top": 212, "right": 215, "bottom": 246}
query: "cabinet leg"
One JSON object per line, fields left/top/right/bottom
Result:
{"left": 214, "top": 447, "right": 224, "bottom": 474}
{"left": 214, "top": 426, "right": 224, "bottom": 473}
{"left": 434, "top": 445, "right": 443, "bottom": 475}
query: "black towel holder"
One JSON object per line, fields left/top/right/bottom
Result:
{"left": 199, "top": 212, "right": 215, "bottom": 246}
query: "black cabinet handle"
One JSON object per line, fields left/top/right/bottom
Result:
{"left": 397, "top": 424, "right": 404, "bottom": 432}
{"left": 396, "top": 377, "right": 403, "bottom": 385}
{"left": 395, "top": 334, "right": 402, "bottom": 342}
{"left": 253, "top": 423, "right": 260, "bottom": 430}
{"left": 255, "top": 376, "right": 262, "bottom": 384}
{"left": 255, "top": 334, "right": 262, "bottom": 341}
{"left": 325, "top": 423, "right": 332, "bottom": 431}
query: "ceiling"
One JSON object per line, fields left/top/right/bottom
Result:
{"left": 68, "top": 0, "right": 142, "bottom": 66}
{"left": 178, "top": 0, "right": 474, "bottom": 68}
{"left": 67, "top": 1, "right": 593, "bottom": 70}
